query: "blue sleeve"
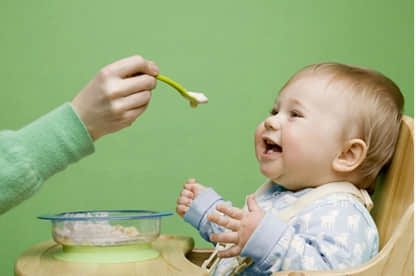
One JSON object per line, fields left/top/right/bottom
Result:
{"left": 241, "top": 198, "right": 379, "bottom": 274}
{"left": 184, "top": 187, "right": 232, "bottom": 243}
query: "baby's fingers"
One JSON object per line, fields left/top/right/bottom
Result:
{"left": 210, "top": 232, "right": 238, "bottom": 244}
{"left": 183, "top": 179, "right": 197, "bottom": 191}
{"left": 184, "top": 183, "right": 204, "bottom": 190}
{"left": 218, "top": 245, "right": 242, "bottom": 258}
{"left": 216, "top": 204, "right": 244, "bottom": 220}
{"left": 247, "top": 194, "right": 261, "bottom": 212}
{"left": 180, "top": 189, "right": 194, "bottom": 199}
{"left": 186, "top": 178, "right": 197, "bottom": 184}
{"left": 184, "top": 183, "right": 206, "bottom": 197}
{"left": 176, "top": 204, "right": 189, "bottom": 217}
{"left": 177, "top": 196, "right": 192, "bottom": 206}
{"left": 207, "top": 212, "right": 240, "bottom": 231}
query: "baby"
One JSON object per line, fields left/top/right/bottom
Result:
{"left": 176, "top": 63, "right": 404, "bottom": 275}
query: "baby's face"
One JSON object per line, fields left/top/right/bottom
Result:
{"left": 254, "top": 74, "right": 349, "bottom": 190}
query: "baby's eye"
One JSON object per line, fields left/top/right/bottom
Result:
{"left": 270, "top": 108, "right": 279, "bottom": 115}
{"left": 290, "top": 110, "right": 303, "bottom": 118}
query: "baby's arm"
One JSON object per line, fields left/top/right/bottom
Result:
{"left": 241, "top": 199, "right": 378, "bottom": 273}
{"left": 176, "top": 178, "right": 232, "bottom": 243}
{"left": 208, "top": 194, "right": 265, "bottom": 257}
{"left": 207, "top": 195, "right": 378, "bottom": 273}
{"left": 176, "top": 178, "right": 206, "bottom": 217}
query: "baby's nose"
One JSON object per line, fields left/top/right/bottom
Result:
{"left": 264, "top": 116, "right": 280, "bottom": 130}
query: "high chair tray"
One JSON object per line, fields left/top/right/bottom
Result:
{"left": 15, "top": 234, "right": 208, "bottom": 276}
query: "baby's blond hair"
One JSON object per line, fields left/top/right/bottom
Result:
{"left": 285, "top": 62, "right": 404, "bottom": 191}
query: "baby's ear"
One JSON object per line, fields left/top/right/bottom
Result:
{"left": 332, "top": 139, "right": 368, "bottom": 173}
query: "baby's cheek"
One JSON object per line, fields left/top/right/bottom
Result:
{"left": 283, "top": 133, "right": 316, "bottom": 175}
{"left": 283, "top": 132, "right": 304, "bottom": 159}
{"left": 254, "top": 124, "right": 265, "bottom": 158}
{"left": 254, "top": 123, "right": 264, "bottom": 141}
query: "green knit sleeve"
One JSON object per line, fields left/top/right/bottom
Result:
{"left": 0, "top": 103, "right": 95, "bottom": 214}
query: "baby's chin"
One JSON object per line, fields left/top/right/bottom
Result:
{"left": 276, "top": 181, "right": 309, "bottom": 191}
{"left": 259, "top": 168, "right": 285, "bottom": 186}
{"left": 265, "top": 175, "right": 304, "bottom": 191}
{"left": 259, "top": 166, "right": 279, "bottom": 180}
{"left": 258, "top": 164, "right": 306, "bottom": 191}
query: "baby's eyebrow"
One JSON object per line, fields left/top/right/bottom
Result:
{"left": 290, "top": 98, "right": 303, "bottom": 106}
{"left": 288, "top": 98, "right": 307, "bottom": 110}
{"left": 271, "top": 102, "right": 279, "bottom": 111}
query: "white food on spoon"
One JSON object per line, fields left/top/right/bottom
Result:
{"left": 188, "top": 91, "right": 209, "bottom": 104}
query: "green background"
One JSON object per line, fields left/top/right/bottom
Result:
{"left": 0, "top": 0, "right": 413, "bottom": 274}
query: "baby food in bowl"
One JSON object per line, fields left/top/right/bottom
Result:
{"left": 38, "top": 210, "right": 172, "bottom": 246}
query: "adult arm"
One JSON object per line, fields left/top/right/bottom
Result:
{"left": 0, "top": 55, "right": 159, "bottom": 214}
{"left": 0, "top": 103, "right": 94, "bottom": 214}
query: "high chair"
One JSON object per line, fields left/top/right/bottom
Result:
{"left": 187, "top": 115, "right": 414, "bottom": 276}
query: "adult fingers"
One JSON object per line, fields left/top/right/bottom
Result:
{"left": 210, "top": 232, "right": 238, "bottom": 244}
{"left": 118, "top": 75, "right": 157, "bottom": 97}
{"left": 105, "top": 55, "right": 159, "bottom": 78}
{"left": 119, "top": 91, "right": 151, "bottom": 110}
{"left": 207, "top": 212, "right": 240, "bottom": 231}
{"left": 216, "top": 204, "right": 244, "bottom": 220}
{"left": 218, "top": 245, "right": 241, "bottom": 258}
{"left": 247, "top": 194, "right": 261, "bottom": 212}
{"left": 120, "top": 105, "right": 148, "bottom": 125}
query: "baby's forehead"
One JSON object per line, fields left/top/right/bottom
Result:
{"left": 274, "top": 76, "right": 354, "bottom": 113}
{"left": 276, "top": 74, "right": 333, "bottom": 99}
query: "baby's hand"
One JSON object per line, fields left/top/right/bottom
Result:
{"left": 176, "top": 178, "right": 206, "bottom": 218}
{"left": 207, "top": 194, "right": 265, "bottom": 258}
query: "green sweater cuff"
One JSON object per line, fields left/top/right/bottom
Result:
{"left": 17, "top": 103, "right": 95, "bottom": 180}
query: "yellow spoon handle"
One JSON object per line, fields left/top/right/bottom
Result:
{"left": 155, "top": 74, "right": 197, "bottom": 104}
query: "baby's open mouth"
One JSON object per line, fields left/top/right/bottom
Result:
{"left": 263, "top": 138, "right": 282, "bottom": 153}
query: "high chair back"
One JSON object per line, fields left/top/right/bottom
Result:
{"left": 272, "top": 115, "right": 414, "bottom": 276}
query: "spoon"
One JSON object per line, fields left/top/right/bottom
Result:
{"left": 156, "top": 74, "right": 208, "bottom": 108}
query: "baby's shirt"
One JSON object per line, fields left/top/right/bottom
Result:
{"left": 184, "top": 183, "right": 379, "bottom": 275}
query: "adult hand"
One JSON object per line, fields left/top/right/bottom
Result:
{"left": 207, "top": 194, "right": 265, "bottom": 258}
{"left": 176, "top": 178, "right": 206, "bottom": 218}
{"left": 71, "top": 55, "right": 159, "bottom": 141}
